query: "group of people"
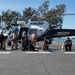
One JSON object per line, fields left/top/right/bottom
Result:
{"left": 7, "top": 30, "right": 37, "bottom": 51}
{"left": 21, "top": 31, "right": 37, "bottom": 51}
{"left": 9, "top": 30, "right": 51, "bottom": 51}
{"left": 0, "top": 30, "right": 73, "bottom": 51}
{"left": 41, "top": 37, "right": 72, "bottom": 51}
{"left": 9, "top": 30, "right": 50, "bottom": 51}
{"left": 0, "top": 30, "right": 38, "bottom": 51}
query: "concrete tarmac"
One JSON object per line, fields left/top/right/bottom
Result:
{"left": 0, "top": 42, "right": 75, "bottom": 75}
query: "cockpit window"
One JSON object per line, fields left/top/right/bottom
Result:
{"left": 29, "top": 29, "right": 37, "bottom": 34}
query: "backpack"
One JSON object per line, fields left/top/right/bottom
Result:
{"left": 8, "top": 40, "right": 11, "bottom": 46}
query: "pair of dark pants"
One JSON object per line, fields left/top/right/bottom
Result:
{"left": 0, "top": 41, "right": 3, "bottom": 49}
{"left": 0, "top": 41, "right": 5, "bottom": 50}
{"left": 22, "top": 42, "right": 29, "bottom": 51}
{"left": 22, "top": 41, "right": 35, "bottom": 51}
{"left": 11, "top": 40, "right": 18, "bottom": 50}
{"left": 28, "top": 41, "right": 35, "bottom": 51}
{"left": 65, "top": 45, "right": 72, "bottom": 51}
{"left": 45, "top": 46, "right": 49, "bottom": 50}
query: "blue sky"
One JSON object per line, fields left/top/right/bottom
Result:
{"left": 0, "top": 0, "right": 75, "bottom": 29}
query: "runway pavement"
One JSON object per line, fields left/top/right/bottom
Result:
{"left": 0, "top": 43, "right": 75, "bottom": 75}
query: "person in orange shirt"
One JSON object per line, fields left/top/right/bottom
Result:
{"left": 41, "top": 37, "right": 49, "bottom": 50}
{"left": 41, "top": 41, "right": 46, "bottom": 50}
{"left": 41, "top": 37, "right": 46, "bottom": 50}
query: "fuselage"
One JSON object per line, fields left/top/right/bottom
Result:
{"left": 7, "top": 21, "right": 75, "bottom": 42}
{"left": 7, "top": 21, "right": 49, "bottom": 40}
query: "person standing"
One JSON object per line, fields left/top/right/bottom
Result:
{"left": 21, "top": 31, "right": 27, "bottom": 43}
{"left": 11, "top": 31, "right": 18, "bottom": 50}
{"left": 30, "top": 31, "right": 37, "bottom": 47}
{"left": 0, "top": 31, "right": 5, "bottom": 50}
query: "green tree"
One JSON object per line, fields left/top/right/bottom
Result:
{"left": 22, "top": 7, "right": 38, "bottom": 21}
{"left": 1, "top": 9, "right": 21, "bottom": 30}
{"left": 38, "top": 0, "right": 49, "bottom": 16}
{"left": 44, "top": 4, "right": 66, "bottom": 28}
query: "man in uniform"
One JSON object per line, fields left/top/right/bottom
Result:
{"left": 11, "top": 31, "right": 18, "bottom": 50}
{"left": 64, "top": 37, "right": 72, "bottom": 51}
{"left": 0, "top": 31, "right": 5, "bottom": 50}
{"left": 30, "top": 31, "right": 37, "bottom": 47}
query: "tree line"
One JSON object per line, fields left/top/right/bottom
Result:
{"left": 0, "top": 0, "right": 66, "bottom": 30}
